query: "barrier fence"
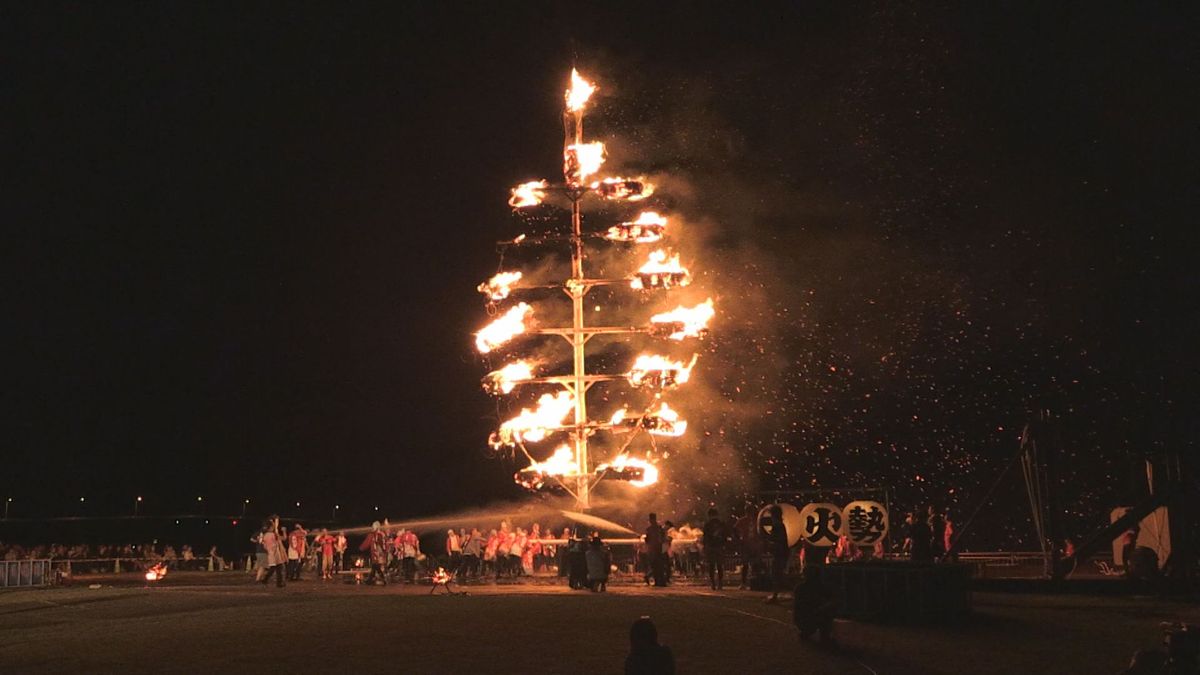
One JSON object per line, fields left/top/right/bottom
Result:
{"left": 2, "top": 559, "right": 52, "bottom": 587}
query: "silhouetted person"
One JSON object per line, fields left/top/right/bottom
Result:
{"left": 625, "top": 616, "right": 675, "bottom": 675}
{"left": 765, "top": 504, "right": 790, "bottom": 602}
{"left": 586, "top": 536, "right": 610, "bottom": 592}
{"left": 792, "top": 567, "right": 836, "bottom": 644}
{"left": 568, "top": 526, "right": 588, "bottom": 590}
{"left": 732, "top": 512, "right": 762, "bottom": 589}
{"left": 908, "top": 512, "right": 932, "bottom": 563}
{"left": 927, "top": 506, "right": 946, "bottom": 560}
{"left": 645, "top": 513, "right": 667, "bottom": 587}
{"left": 702, "top": 508, "right": 728, "bottom": 590}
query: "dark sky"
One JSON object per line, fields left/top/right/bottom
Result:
{"left": 5, "top": 3, "right": 1195, "bottom": 540}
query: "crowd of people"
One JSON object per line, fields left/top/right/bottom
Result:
{"left": 0, "top": 541, "right": 226, "bottom": 571}
{"left": 3, "top": 503, "right": 963, "bottom": 598}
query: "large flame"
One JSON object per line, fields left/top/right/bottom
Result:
{"left": 565, "top": 69, "right": 596, "bottom": 113}
{"left": 565, "top": 142, "right": 605, "bottom": 183}
{"left": 483, "top": 360, "right": 537, "bottom": 395}
{"left": 650, "top": 298, "right": 714, "bottom": 340}
{"left": 628, "top": 353, "right": 697, "bottom": 389}
{"left": 509, "top": 180, "right": 548, "bottom": 208}
{"left": 592, "top": 177, "right": 654, "bottom": 201}
{"left": 630, "top": 250, "right": 691, "bottom": 290}
{"left": 489, "top": 391, "right": 574, "bottom": 448}
{"left": 478, "top": 271, "right": 523, "bottom": 302}
{"left": 605, "top": 211, "right": 668, "bottom": 243}
{"left": 597, "top": 454, "right": 660, "bottom": 488}
{"left": 475, "top": 302, "right": 532, "bottom": 353}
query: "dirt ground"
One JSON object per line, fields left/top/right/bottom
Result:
{"left": 1, "top": 573, "right": 1196, "bottom": 674}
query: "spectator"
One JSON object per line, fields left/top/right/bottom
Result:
{"left": 928, "top": 506, "right": 946, "bottom": 560}
{"left": 792, "top": 567, "right": 836, "bottom": 645}
{"left": 765, "top": 504, "right": 791, "bottom": 603}
{"left": 644, "top": 513, "right": 667, "bottom": 587}
{"left": 702, "top": 508, "right": 729, "bottom": 590}
{"left": 586, "top": 536, "right": 610, "bottom": 592}
{"left": 908, "top": 512, "right": 933, "bottom": 563}
{"left": 625, "top": 616, "right": 675, "bottom": 675}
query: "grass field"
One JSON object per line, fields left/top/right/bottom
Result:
{"left": 1, "top": 573, "right": 1196, "bottom": 674}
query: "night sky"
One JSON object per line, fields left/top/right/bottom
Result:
{"left": 6, "top": 4, "right": 1194, "bottom": 545}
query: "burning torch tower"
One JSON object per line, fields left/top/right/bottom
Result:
{"left": 476, "top": 69, "right": 713, "bottom": 509}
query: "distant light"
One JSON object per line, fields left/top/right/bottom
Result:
{"left": 197, "top": 496, "right": 203, "bottom": 502}
{"left": 204, "top": 520, "right": 209, "bottom": 525}
{"left": 244, "top": 499, "right": 251, "bottom": 504}
{"left": 175, "top": 520, "right": 180, "bottom": 525}
{"left": 79, "top": 497, "right": 85, "bottom": 502}
{"left": 295, "top": 501, "right": 301, "bottom": 507}
{"left": 137, "top": 496, "right": 143, "bottom": 502}
{"left": 335, "top": 504, "right": 340, "bottom": 509}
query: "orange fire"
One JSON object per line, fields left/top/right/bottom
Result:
{"left": 628, "top": 353, "right": 697, "bottom": 389}
{"left": 509, "top": 180, "right": 548, "bottom": 208}
{"left": 475, "top": 303, "right": 532, "bottom": 353}
{"left": 489, "top": 391, "right": 574, "bottom": 448}
{"left": 432, "top": 567, "right": 451, "bottom": 584}
{"left": 592, "top": 177, "right": 654, "bottom": 201}
{"left": 565, "top": 69, "right": 596, "bottom": 113}
{"left": 483, "top": 360, "right": 537, "bottom": 395}
{"left": 609, "top": 401, "right": 687, "bottom": 437}
{"left": 630, "top": 250, "right": 691, "bottom": 290}
{"left": 596, "top": 454, "right": 660, "bottom": 488}
{"left": 145, "top": 562, "right": 168, "bottom": 582}
{"left": 565, "top": 141, "right": 605, "bottom": 184}
{"left": 605, "top": 211, "right": 668, "bottom": 243}
{"left": 524, "top": 444, "right": 578, "bottom": 476}
{"left": 478, "top": 271, "right": 523, "bottom": 301}
{"left": 650, "top": 298, "right": 714, "bottom": 340}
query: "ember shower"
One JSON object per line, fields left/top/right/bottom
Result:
{"left": 474, "top": 69, "right": 715, "bottom": 509}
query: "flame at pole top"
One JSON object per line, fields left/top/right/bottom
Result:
{"left": 475, "top": 302, "right": 532, "bottom": 353}
{"left": 565, "top": 69, "right": 596, "bottom": 113}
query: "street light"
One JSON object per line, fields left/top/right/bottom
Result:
{"left": 333, "top": 504, "right": 340, "bottom": 520}
{"left": 4, "top": 497, "right": 11, "bottom": 519}
{"left": 242, "top": 498, "right": 250, "bottom": 517}
{"left": 135, "top": 496, "right": 143, "bottom": 516}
